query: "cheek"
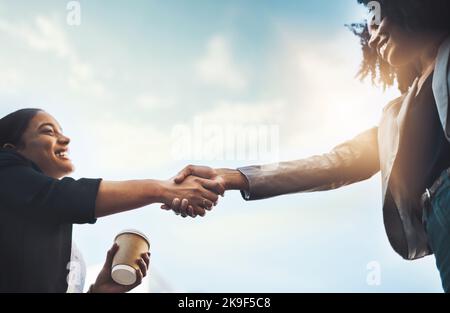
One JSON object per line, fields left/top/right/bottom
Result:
{"left": 24, "top": 138, "right": 55, "bottom": 164}
{"left": 31, "top": 140, "right": 53, "bottom": 156}
{"left": 387, "top": 31, "right": 419, "bottom": 66}
{"left": 388, "top": 45, "right": 417, "bottom": 67}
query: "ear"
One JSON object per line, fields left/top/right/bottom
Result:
{"left": 2, "top": 143, "right": 16, "bottom": 150}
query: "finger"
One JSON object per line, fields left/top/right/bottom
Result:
{"left": 188, "top": 205, "right": 195, "bottom": 218}
{"left": 105, "top": 243, "right": 119, "bottom": 269}
{"left": 201, "top": 188, "right": 219, "bottom": 203}
{"left": 200, "top": 178, "right": 225, "bottom": 196}
{"left": 161, "top": 204, "right": 170, "bottom": 210}
{"left": 137, "top": 258, "right": 147, "bottom": 277}
{"left": 135, "top": 268, "right": 143, "bottom": 285}
{"left": 127, "top": 269, "right": 143, "bottom": 291}
{"left": 194, "top": 206, "right": 206, "bottom": 217}
{"left": 200, "top": 199, "right": 214, "bottom": 211}
{"left": 175, "top": 165, "right": 216, "bottom": 183}
{"left": 172, "top": 198, "right": 181, "bottom": 214}
{"left": 141, "top": 252, "right": 150, "bottom": 269}
{"left": 180, "top": 199, "right": 189, "bottom": 217}
{"left": 174, "top": 166, "right": 193, "bottom": 184}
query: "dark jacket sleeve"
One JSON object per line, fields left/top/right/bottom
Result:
{"left": 238, "top": 127, "right": 380, "bottom": 200}
{"left": 0, "top": 165, "right": 102, "bottom": 224}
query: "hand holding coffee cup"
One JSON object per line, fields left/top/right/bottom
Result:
{"left": 111, "top": 229, "right": 151, "bottom": 286}
{"left": 89, "top": 237, "right": 150, "bottom": 293}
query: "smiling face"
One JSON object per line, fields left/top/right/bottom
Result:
{"left": 15, "top": 111, "right": 74, "bottom": 179}
{"left": 367, "top": 16, "right": 446, "bottom": 69}
{"left": 368, "top": 17, "right": 428, "bottom": 68}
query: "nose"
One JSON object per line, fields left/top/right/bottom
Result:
{"left": 58, "top": 134, "right": 71, "bottom": 146}
{"left": 368, "top": 17, "right": 389, "bottom": 51}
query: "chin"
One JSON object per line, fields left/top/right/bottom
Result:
{"left": 58, "top": 162, "right": 75, "bottom": 177}
{"left": 64, "top": 164, "right": 75, "bottom": 174}
{"left": 387, "top": 49, "right": 415, "bottom": 68}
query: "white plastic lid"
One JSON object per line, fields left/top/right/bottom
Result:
{"left": 114, "top": 229, "right": 150, "bottom": 249}
{"left": 111, "top": 264, "right": 137, "bottom": 286}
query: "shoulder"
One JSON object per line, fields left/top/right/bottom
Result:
{"left": 435, "top": 36, "right": 450, "bottom": 80}
{"left": 432, "top": 36, "right": 450, "bottom": 106}
{"left": 439, "top": 36, "right": 450, "bottom": 61}
{"left": 0, "top": 149, "right": 40, "bottom": 172}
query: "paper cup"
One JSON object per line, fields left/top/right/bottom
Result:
{"left": 111, "top": 229, "right": 150, "bottom": 286}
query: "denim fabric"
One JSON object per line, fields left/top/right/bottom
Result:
{"left": 425, "top": 169, "right": 450, "bottom": 292}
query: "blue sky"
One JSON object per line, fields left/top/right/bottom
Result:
{"left": 0, "top": 0, "right": 444, "bottom": 292}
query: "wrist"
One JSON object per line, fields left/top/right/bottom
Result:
{"left": 153, "top": 180, "right": 170, "bottom": 204}
{"left": 216, "top": 169, "right": 249, "bottom": 191}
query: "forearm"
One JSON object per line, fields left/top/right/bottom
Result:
{"left": 95, "top": 179, "right": 165, "bottom": 218}
{"left": 235, "top": 127, "right": 380, "bottom": 200}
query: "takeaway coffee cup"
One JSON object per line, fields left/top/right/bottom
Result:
{"left": 111, "top": 229, "right": 150, "bottom": 286}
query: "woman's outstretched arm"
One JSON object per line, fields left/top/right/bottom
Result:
{"left": 96, "top": 176, "right": 225, "bottom": 218}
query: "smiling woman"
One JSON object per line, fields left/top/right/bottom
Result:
{"left": 2, "top": 109, "right": 74, "bottom": 179}
{"left": 349, "top": 0, "right": 450, "bottom": 93}
{"left": 0, "top": 108, "right": 224, "bottom": 293}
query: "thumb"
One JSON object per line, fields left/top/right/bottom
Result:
{"left": 104, "top": 243, "right": 119, "bottom": 269}
{"left": 174, "top": 173, "right": 186, "bottom": 184}
{"left": 174, "top": 167, "right": 192, "bottom": 184}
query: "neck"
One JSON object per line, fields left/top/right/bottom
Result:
{"left": 415, "top": 32, "right": 449, "bottom": 76}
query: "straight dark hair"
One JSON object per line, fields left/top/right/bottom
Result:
{"left": 0, "top": 109, "right": 43, "bottom": 150}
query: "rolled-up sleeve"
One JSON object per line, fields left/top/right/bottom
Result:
{"left": 0, "top": 165, "right": 102, "bottom": 224}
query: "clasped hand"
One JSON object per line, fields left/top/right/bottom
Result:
{"left": 160, "top": 165, "right": 225, "bottom": 218}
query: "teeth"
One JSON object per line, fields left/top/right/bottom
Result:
{"left": 56, "top": 151, "right": 68, "bottom": 158}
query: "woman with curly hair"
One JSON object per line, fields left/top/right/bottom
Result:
{"left": 170, "top": 0, "right": 450, "bottom": 291}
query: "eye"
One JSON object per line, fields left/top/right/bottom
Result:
{"left": 42, "top": 128, "right": 55, "bottom": 135}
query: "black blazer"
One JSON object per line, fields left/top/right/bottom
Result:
{"left": 0, "top": 149, "right": 101, "bottom": 293}
{"left": 237, "top": 36, "right": 450, "bottom": 261}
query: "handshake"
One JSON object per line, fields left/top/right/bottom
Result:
{"left": 159, "top": 165, "right": 249, "bottom": 218}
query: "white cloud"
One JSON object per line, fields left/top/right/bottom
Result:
{"left": 0, "top": 15, "right": 107, "bottom": 99}
{"left": 68, "top": 62, "right": 107, "bottom": 99}
{"left": 89, "top": 117, "right": 173, "bottom": 173}
{"left": 0, "top": 16, "right": 72, "bottom": 58}
{"left": 136, "top": 93, "right": 172, "bottom": 110}
{"left": 196, "top": 35, "right": 247, "bottom": 90}
{"left": 89, "top": 100, "right": 283, "bottom": 172}
{"left": 0, "top": 68, "right": 23, "bottom": 93}
{"left": 269, "top": 27, "right": 400, "bottom": 156}
{"left": 169, "top": 99, "right": 284, "bottom": 163}
{"left": 195, "top": 99, "right": 284, "bottom": 125}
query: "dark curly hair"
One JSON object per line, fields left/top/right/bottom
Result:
{"left": 348, "top": 0, "right": 450, "bottom": 93}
